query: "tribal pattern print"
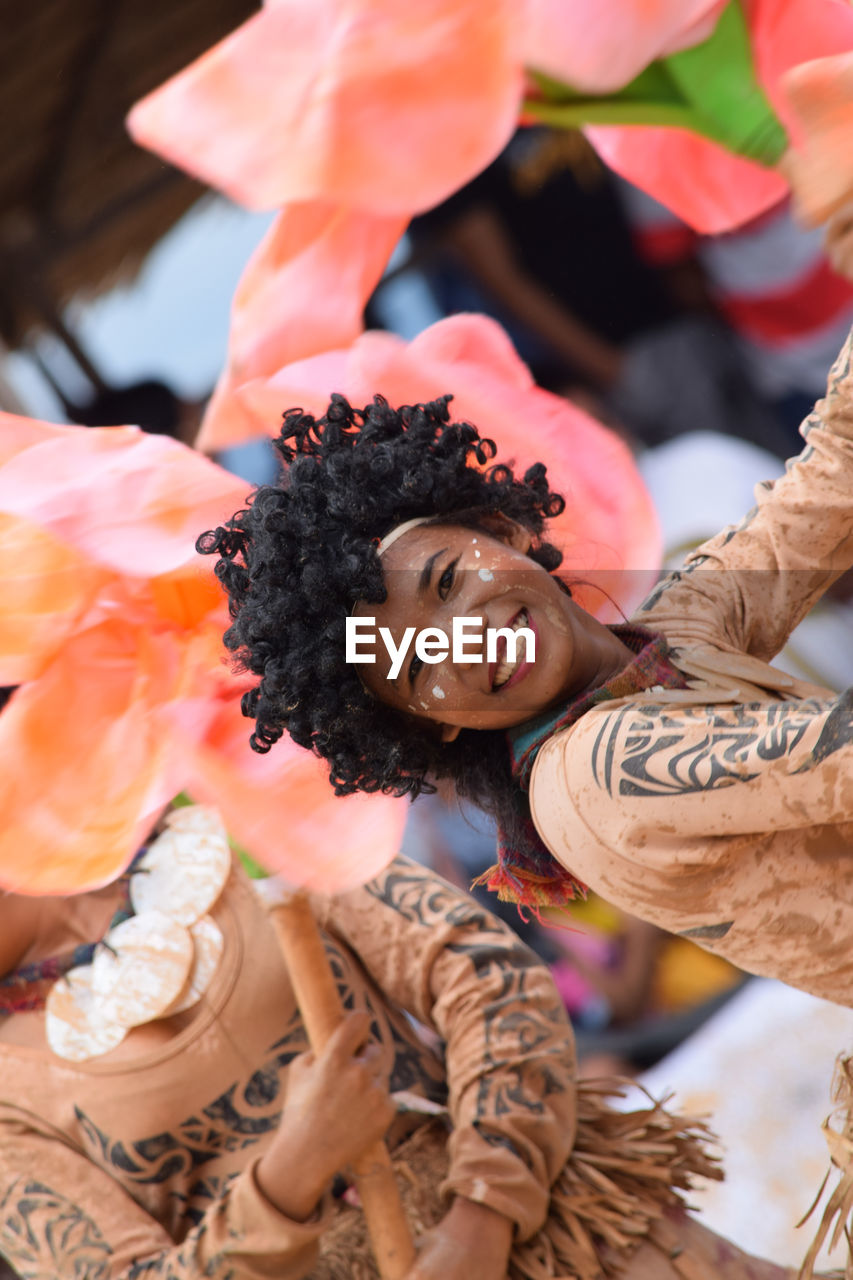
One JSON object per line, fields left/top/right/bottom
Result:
{"left": 0, "top": 1177, "right": 111, "bottom": 1279}
{"left": 590, "top": 696, "right": 849, "bottom": 798}
{"left": 367, "top": 863, "right": 573, "bottom": 1143}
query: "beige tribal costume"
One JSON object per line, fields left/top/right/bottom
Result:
{"left": 0, "top": 855, "right": 721, "bottom": 1280}
{"left": 529, "top": 328, "right": 853, "bottom": 1009}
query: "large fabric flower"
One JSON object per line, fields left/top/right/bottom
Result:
{"left": 523, "top": 0, "right": 728, "bottom": 94}
{"left": 202, "top": 201, "right": 407, "bottom": 449}
{"left": 584, "top": 0, "right": 853, "bottom": 233}
{"left": 129, "top": 0, "right": 853, "bottom": 462}
{"left": 128, "top": 0, "right": 853, "bottom": 236}
{"left": 207, "top": 313, "right": 662, "bottom": 618}
{"left": 0, "top": 418, "right": 406, "bottom": 897}
{"left": 128, "top": 0, "right": 525, "bottom": 217}
{"left": 781, "top": 50, "right": 853, "bottom": 227}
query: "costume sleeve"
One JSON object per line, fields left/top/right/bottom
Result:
{"left": 636, "top": 326, "right": 853, "bottom": 660}
{"left": 0, "top": 1112, "right": 331, "bottom": 1280}
{"left": 309, "top": 856, "right": 577, "bottom": 1241}
{"left": 528, "top": 686, "right": 853, "bottom": 999}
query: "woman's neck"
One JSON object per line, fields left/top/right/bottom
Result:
{"left": 562, "top": 608, "right": 635, "bottom": 702}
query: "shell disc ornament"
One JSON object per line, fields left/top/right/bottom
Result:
{"left": 130, "top": 805, "right": 231, "bottom": 926}
{"left": 91, "top": 910, "right": 193, "bottom": 1028}
{"left": 46, "top": 966, "right": 128, "bottom": 1062}
{"left": 164, "top": 915, "right": 225, "bottom": 1015}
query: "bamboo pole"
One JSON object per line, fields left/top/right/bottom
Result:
{"left": 270, "top": 891, "right": 417, "bottom": 1280}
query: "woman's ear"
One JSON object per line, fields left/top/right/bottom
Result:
{"left": 474, "top": 513, "right": 533, "bottom": 554}
{"left": 440, "top": 723, "right": 462, "bottom": 744}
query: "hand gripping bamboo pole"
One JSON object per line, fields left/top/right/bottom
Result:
{"left": 269, "top": 890, "right": 417, "bottom": 1279}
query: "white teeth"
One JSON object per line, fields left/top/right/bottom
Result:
{"left": 493, "top": 611, "right": 528, "bottom": 688}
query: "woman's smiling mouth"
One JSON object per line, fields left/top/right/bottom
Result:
{"left": 491, "top": 608, "right": 536, "bottom": 690}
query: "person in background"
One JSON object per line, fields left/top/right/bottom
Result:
{"left": 405, "top": 127, "right": 777, "bottom": 450}
{"left": 2, "top": 808, "right": 783, "bottom": 1280}
{"left": 624, "top": 187, "right": 853, "bottom": 456}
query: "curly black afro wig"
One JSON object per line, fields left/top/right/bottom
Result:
{"left": 197, "top": 393, "right": 566, "bottom": 823}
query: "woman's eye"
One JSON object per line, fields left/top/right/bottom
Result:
{"left": 409, "top": 654, "right": 424, "bottom": 685}
{"left": 438, "top": 560, "right": 457, "bottom": 600}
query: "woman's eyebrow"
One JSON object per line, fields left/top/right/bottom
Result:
{"left": 418, "top": 549, "right": 447, "bottom": 595}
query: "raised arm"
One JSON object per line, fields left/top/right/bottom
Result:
{"left": 530, "top": 685, "right": 853, "bottom": 1002}
{"left": 309, "top": 856, "right": 577, "bottom": 1244}
{"left": 636, "top": 327, "right": 853, "bottom": 660}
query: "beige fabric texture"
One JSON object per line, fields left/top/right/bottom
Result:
{"left": 530, "top": 327, "right": 853, "bottom": 1008}
{"left": 0, "top": 857, "right": 569, "bottom": 1277}
{"left": 0, "top": 858, "right": 719, "bottom": 1279}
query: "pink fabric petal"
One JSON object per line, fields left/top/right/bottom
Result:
{"left": 128, "top": 0, "right": 523, "bottom": 216}
{"left": 245, "top": 315, "right": 661, "bottom": 616}
{"left": 748, "top": 0, "right": 853, "bottom": 140}
{"left": 0, "top": 412, "right": 68, "bottom": 466}
{"left": 587, "top": 123, "right": 788, "bottom": 234}
{"left": 196, "top": 202, "right": 406, "bottom": 452}
{"left": 182, "top": 700, "right": 407, "bottom": 892}
{"left": 586, "top": 0, "right": 853, "bottom": 232}
{"left": 0, "top": 409, "right": 404, "bottom": 897}
{"left": 523, "top": 0, "right": 725, "bottom": 93}
{"left": 0, "top": 424, "right": 246, "bottom": 577}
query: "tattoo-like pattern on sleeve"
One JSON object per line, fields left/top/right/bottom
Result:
{"left": 322, "top": 932, "right": 448, "bottom": 1105}
{"left": 124, "top": 1221, "right": 233, "bottom": 1280}
{"left": 364, "top": 862, "right": 499, "bottom": 935}
{"left": 590, "top": 696, "right": 848, "bottom": 798}
{"left": 366, "top": 864, "right": 573, "bottom": 1150}
{"left": 0, "top": 1177, "right": 111, "bottom": 1279}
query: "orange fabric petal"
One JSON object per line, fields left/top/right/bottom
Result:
{"left": 523, "top": 0, "right": 725, "bottom": 92}
{"left": 586, "top": 0, "right": 853, "bottom": 232}
{"left": 197, "top": 202, "right": 406, "bottom": 453}
{"left": 239, "top": 315, "right": 661, "bottom": 617}
{"left": 181, "top": 699, "right": 407, "bottom": 893}
{"left": 128, "top": 0, "right": 523, "bottom": 216}
{"left": 0, "top": 410, "right": 407, "bottom": 897}
{"left": 0, "top": 621, "right": 181, "bottom": 895}
{"left": 0, "top": 513, "right": 113, "bottom": 684}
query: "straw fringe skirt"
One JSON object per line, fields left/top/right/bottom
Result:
{"left": 313, "top": 1079, "right": 721, "bottom": 1280}
{"left": 799, "top": 1055, "right": 853, "bottom": 1280}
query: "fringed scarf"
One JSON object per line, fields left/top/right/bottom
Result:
{"left": 472, "top": 625, "right": 688, "bottom": 918}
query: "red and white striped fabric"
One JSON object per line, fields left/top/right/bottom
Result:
{"left": 622, "top": 183, "right": 853, "bottom": 399}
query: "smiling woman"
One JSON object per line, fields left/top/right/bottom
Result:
{"left": 197, "top": 392, "right": 600, "bottom": 890}
{"left": 350, "top": 519, "right": 632, "bottom": 734}
{"left": 198, "top": 336, "right": 853, "bottom": 1018}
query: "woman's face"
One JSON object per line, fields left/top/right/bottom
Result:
{"left": 352, "top": 519, "right": 627, "bottom": 737}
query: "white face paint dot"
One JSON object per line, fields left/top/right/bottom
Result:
{"left": 474, "top": 550, "right": 481, "bottom": 558}
{"left": 478, "top": 568, "right": 494, "bottom": 582}
{"left": 432, "top": 685, "right": 446, "bottom": 700}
